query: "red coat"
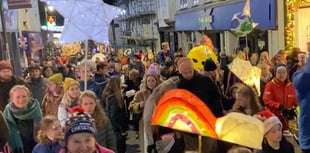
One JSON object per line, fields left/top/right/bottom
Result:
{"left": 263, "top": 78, "right": 298, "bottom": 130}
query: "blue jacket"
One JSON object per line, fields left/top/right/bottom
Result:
{"left": 79, "top": 80, "right": 101, "bottom": 99}
{"left": 32, "top": 141, "right": 61, "bottom": 153}
{"left": 293, "top": 54, "right": 310, "bottom": 150}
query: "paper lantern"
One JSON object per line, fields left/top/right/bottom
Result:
{"left": 151, "top": 89, "right": 218, "bottom": 138}
{"left": 187, "top": 45, "right": 218, "bottom": 72}
{"left": 216, "top": 112, "right": 264, "bottom": 149}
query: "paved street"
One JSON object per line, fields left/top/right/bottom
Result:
{"left": 126, "top": 129, "right": 140, "bottom": 153}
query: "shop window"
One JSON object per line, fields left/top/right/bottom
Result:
{"left": 180, "top": 0, "right": 188, "bottom": 9}
{"left": 193, "top": 0, "right": 199, "bottom": 6}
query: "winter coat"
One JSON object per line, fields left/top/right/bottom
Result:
{"left": 93, "top": 73, "right": 109, "bottom": 101}
{"left": 96, "top": 119, "right": 117, "bottom": 152}
{"left": 41, "top": 92, "right": 63, "bottom": 116}
{"left": 157, "top": 50, "right": 174, "bottom": 66}
{"left": 4, "top": 99, "right": 42, "bottom": 153}
{"left": 32, "top": 140, "right": 61, "bottom": 153}
{"left": 0, "top": 111, "right": 9, "bottom": 152}
{"left": 263, "top": 78, "right": 298, "bottom": 130}
{"left": 79, "top": 80, "right": 101, "bottom": 100}
{"left": 26, "top": 77, "right": 48, "bottom": 104}
{"left": 261, "top": 138, "right": 295, "bottom": 153}
{"left": 293, "top": 54, "right": 310, "bottom": 150}
{"left": 178, "top": 72, "right": 223, "bottom": 117}
{"left": 128, "top": 88, "right": 152, "bottom": 153}
{"left": 59, "top": 143, "right": 114, "bottom": 153}
{"left": 0, "top": 75, "right": 27, "bottom": 111}
{"left": 177, "top": 72, "right": 225, "bottom": 153}
{"left": 105, "top": 94, "right": 128, "bottom": 133}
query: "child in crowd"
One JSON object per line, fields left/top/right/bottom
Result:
{"left": 32, "top": 115, "right": 63, "bottom": 153}
{"left": 256, "top": 110, "right": 295, "bottom": 153}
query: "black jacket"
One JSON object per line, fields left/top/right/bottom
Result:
{"left": 178, "top": 72, "right": 223, "bottom": 117}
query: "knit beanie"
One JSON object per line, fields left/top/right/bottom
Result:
{"left": 63, "top": 77, "right": 80, "bottom": 93}
{"left": 64, "top": 106, "right": 96, "bottom": 143}
{"left": 256, "top": 109, "right": 282, "bottom": 135}
{"left": 204, "top": 58, "right": 217, "bottom": 72}
{"left": 273, "top": 64, "right": 287, "bottom": 73}
{"left": 263, "top": 116, "right": 282, "bottom": 135}
{"left": 47, "top": 73, "right": 63, "bottom": 84}
{"left": 0, "top": 60, "right": 12, "bottom": 71}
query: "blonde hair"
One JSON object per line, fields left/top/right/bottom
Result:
{"left": 61, "top": 89, "right": 80, "bottom": 107}
{"left": 10, "top": 85, "right": 31, "bottom": 100}
{"left": 37, "top": 115, "right": 58, "bottom": 143}
{"left": 79, "top": 90, "right": 108, "bottom": 128}
{"left": 232, "top": 85, "right": 263, "bottom": 115}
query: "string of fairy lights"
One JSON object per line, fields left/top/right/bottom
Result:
{"left": 285, "top": 0, "right": 310, "bottom": 51}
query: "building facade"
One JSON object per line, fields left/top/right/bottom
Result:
{"left": 174, "top": 0, "right": 285, "bottom": 57}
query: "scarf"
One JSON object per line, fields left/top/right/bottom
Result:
{"left": 4, "top": 98, "right": 42, "bottom": 150}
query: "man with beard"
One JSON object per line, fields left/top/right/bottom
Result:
{"left": 26, "top": 64, "right": 48, "bottom": 104}
{"left": 0, "top": 60, "right": 27, "bottom": 111}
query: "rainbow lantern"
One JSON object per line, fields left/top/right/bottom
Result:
{"left": 187, "top": 45, "right": 218, "bottom": 72}
{"left": 151, "top": 89, "right": 218, "bottom": 138}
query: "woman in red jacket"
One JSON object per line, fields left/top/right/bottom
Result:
{"left": 263, "top": 64, "right": 298, "bottom": 131}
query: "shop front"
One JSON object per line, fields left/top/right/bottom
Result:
{"left": 285, "top": 0, "right": 310, "bottom": 52}
{"left": 175, "top": 0, "right": 277, "bottom": 55}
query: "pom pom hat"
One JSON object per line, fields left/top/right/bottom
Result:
{"left": 64, "top": 106, "right": 97, "bottom": 142}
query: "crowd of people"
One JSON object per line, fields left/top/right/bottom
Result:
{"left": 0, "top": 39, "right": 309, "bottom": 153}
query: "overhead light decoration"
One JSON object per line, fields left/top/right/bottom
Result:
{"left": 285, "top": 0, "right": 310, "bottom": 51}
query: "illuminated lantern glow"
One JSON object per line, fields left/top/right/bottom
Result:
{"left": 285, "top": 0, "right": 310, "bottom": 51}
{"left": 151, "top": 89, "right": 218, "bottom": 138}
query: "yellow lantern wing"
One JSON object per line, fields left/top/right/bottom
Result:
{"left": 187, "top": 45, "right": 218, "bottom": 71}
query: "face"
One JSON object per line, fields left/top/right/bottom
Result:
{"left": 11, "top": 88, "right": 30, "bottom": 109}
{"left": 68, "top": 85, "right": 80, "bottom": 98}
{"left": 298, "top": 54, "right": 307, "bottom": 65}
{"left": 67, "top": 133, "right": 96, "bottom": 153}
{"left": 179, "top": 65, "right": 194, "bottom": 80}
{"left": 47, "top": 82, "right": 57, "bottom": 91}
{"left": 275, "top": 67, "right": 287, "bottom": 81}
{"left": 30, "top": 69, "right": 41, "bottom": 79}
{"left": 146, "top": 76, "right": 157, "bottom": 90}
{"left": 44, "top": 120, "right": 63, "bottom": 141}
{"left": 0, "top": 69, "right": 12, "bottom": 81}
{"left": 235, "top": 93, "right": 249, "bottom": 108}
{"left": 79, "top": 67, "right": 91, "bottom": 80}
{"left": 44, "top": 68, "right": 54, "bottom": 78}
{"left": 80, "top": 96, "right": 96, "bottom": 114}
{"left": 265, "top": 124, "right": 282, "bottom": 143}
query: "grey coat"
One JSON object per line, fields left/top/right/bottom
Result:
{"left": 96, "top": 118, "right": 117, "bottom": 152}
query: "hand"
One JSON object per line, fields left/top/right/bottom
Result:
{"left": 125, "top": 90, "right": 136, "bottom": 97}
{"left": 282, "top": 108, "right": 297, "bottom": 120}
